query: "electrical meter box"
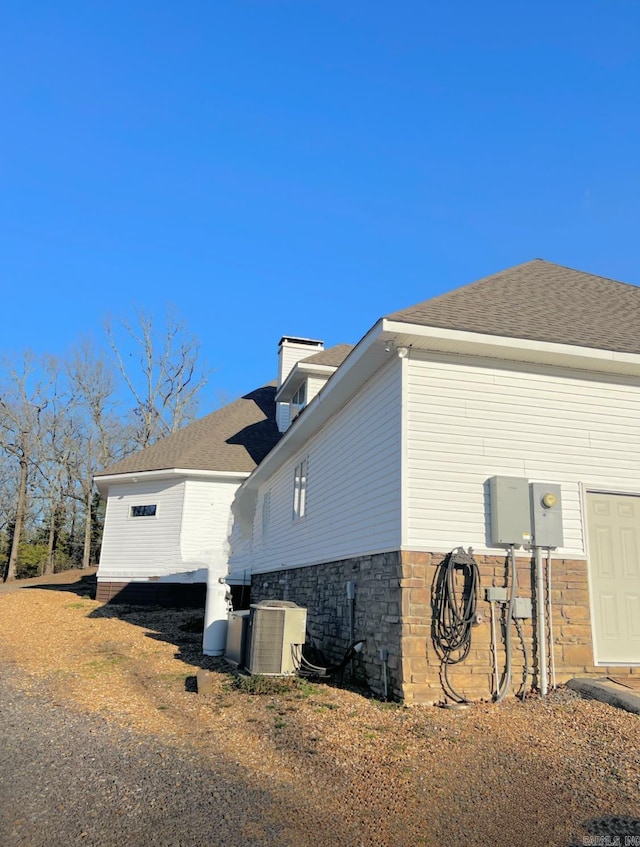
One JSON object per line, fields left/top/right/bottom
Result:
{"left": 530, "top": 482, "right": 564, "bottom": 548}
{"left": 489, "top": 476, "right": 531, "bottom": 546}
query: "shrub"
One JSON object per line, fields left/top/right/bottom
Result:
{"left": 16, "top": 543, "right": 49, "bottom": 579}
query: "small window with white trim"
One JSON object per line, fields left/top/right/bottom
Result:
{"left": 130, "top": 504, "right": 157, "bottom": 518}
{"left": 293, "top": 459, "right": 307, "bottom": 519}
{"left": 290, "top": 383, "right": 307, "bottom": 419}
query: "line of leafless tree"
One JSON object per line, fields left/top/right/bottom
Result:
{"left": 0, "top": 307, "right": 210, "bottom": 581}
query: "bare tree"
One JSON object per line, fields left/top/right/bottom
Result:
{"left": 36, "top": 360, "right": 79, "bottom": 575}
{"left": 66, "top": 340, "right": 130, "bottom": 568}
{"left": 0, "top": 352, "right": 50, "bottom": 581}
{"left": 104, "top": 306, "right": 209, "bottom": 449}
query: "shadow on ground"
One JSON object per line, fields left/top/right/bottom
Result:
{"left": 88, "top": 601, "right": 219, "bottom": 688}
{"left": 87, "top": 602, "right": 361, "bottom": 698}
{"left": 3, "top": 568, "right": 373, "bottom": 698}
{"left": 0, "top": 569, "right": 98, "bottom": 598}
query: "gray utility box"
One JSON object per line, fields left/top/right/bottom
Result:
{"left": 224, "top": 610, "right": 250, "bottom": 667}
{"left": 489, "top": 476, "right": 532, "bottom": 546}
{"left": 530, "top": 482, "right": 564, "bottom": 548}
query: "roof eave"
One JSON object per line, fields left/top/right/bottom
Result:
{"left": 275, "top": 362, "right": 338, "bottom": 402}
{"left": 383, "top": 320, "right": 640, "bottom": 376}
{"left": 95, "top": 467, "right": 251, "bottom": 495}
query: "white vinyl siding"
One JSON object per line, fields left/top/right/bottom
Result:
{"left": 242, "top": 358, "right": 402, "bottom": 574}
{"left": 98, "top": 476, "right": 242, "bottom": 583}
{"left": 98, "top": 479, "right": 185, "bottom": 581}
{"left": 278, "top": 341, "right": 322, "bottom": 387}
{"left": 306, "top": 375, "right": 328, "bottom": 404}
{"left": 406, "top": 352, "right": 640, "bottom": 556}
{"left": 276, "top": 401, "right": 291, "bottom": 433}
{"left": 180, "top": 478, "right": 240, "bottom": 577}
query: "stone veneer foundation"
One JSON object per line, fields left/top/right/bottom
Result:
{"left": 251, "top": 550, "right": 638, "bottom": 703}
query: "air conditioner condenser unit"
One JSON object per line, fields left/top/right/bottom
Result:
{"left": 246, "top": 600, "right": 307, "bottom": 676}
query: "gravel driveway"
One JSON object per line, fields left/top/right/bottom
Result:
{"left": 0, "top": 665, "right": 284, "bottom": 847}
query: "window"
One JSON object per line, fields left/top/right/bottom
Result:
{"left": 130, "top": 504, "right": 157, "bottom": 518}
{"left": 261, "top": 491, "right": 270, "bottom": 541}
{"left": 293, "top": 459, "right": 307, "bottom": 519}
{"left": 290, "top": 383, "right": 306, "bottom": 419}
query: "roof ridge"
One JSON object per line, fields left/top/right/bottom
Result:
{"left": 527, "top": 258, "right": 638, "bottom": 290}
{"left": 385, "top": 259, "right": 640, "bottom": 356}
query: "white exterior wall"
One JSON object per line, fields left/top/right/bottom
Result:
{"left": 277, "top": 340, "right": 323, "bottom": 387}
{"left": 98, "top": 479, "right": 186, "bottom": 581}
{"left": 180, "top": 478, "right": 241, "bottom": 579}
{"left": 232, "top": 358, "right": 403, "bottom": 575}
{"left": 305, "top": 375, "right": 327, "bottom": 405}
{"left": 98, "top": 476, "right": 242, "bottom": 583}
{"left": 405, "top": 352, "right": 640, "bottom": 557}
{"left": 276, "top": 401, "right": 291, "bottom": 433}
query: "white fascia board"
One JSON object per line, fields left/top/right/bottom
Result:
{"left": 95, "top": 467, "right": 250, "bottom": 495}
{"left": 382, "top": 320, "right": 640, "bottom": 376}
{"left": 275, "top": 362, "right": 338, "bottom": 402}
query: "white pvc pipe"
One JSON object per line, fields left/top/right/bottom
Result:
{"left": 495, "top": 546, "right": 517, "bottom": 704}
{"left": 546, "top": 549, "right": 557, "bottom": 690}
{"left": 202, "top": 567, "right": 230, "bottom": 656}
{"left": 535, "top": 546, "right": 548, "bottom": 697}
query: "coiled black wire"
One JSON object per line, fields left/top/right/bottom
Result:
{"left": 432, "top": 547, "right": 480, "bottom": 703}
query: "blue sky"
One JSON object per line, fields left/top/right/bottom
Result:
{"left": 1, "top": 1, "right": 639, "bottom": 409}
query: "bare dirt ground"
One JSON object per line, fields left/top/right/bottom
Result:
{"left": 0, "top": 570, "right": 638, "bottom": 847}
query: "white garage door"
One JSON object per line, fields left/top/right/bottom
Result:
{"left": 587, "top": 492, "right": 640, "bottom": 665}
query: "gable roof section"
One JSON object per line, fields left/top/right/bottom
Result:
{"left": 387, "top": 259, "right": 640, "bottom": 356}
{"left": 300, "top": 343, "right": 354, "bottom": 367}
{"left": 96, "top": 385, "right": 281, "bottom": 478}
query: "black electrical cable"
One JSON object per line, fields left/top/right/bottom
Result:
{"left": 432, "top": 547, "right": 480, "bottom": 703}
{"left": 513, "top": 617, "right": 529, "bottom": 700}
{"left": 293, "top": 640, "right": 366, "bottom": 680}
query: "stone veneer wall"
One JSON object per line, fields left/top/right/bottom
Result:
{"left": 250, "top": 552, "right": 404, "bottom": 698}
{"left": 400, "top": 550, "right": 638, "bottom": 705}
{"left": 251, "top": 550, "right": 637, "bottom": 704}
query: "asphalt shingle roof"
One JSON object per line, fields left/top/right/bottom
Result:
{"left": 97, "top": 385, "right": 280, "bottom": 477}
{"left": 387, "top": 259, "right": 640, "bottom": 355}
{"left": 299, "top": 343, "right": 354, "bottom": 367}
